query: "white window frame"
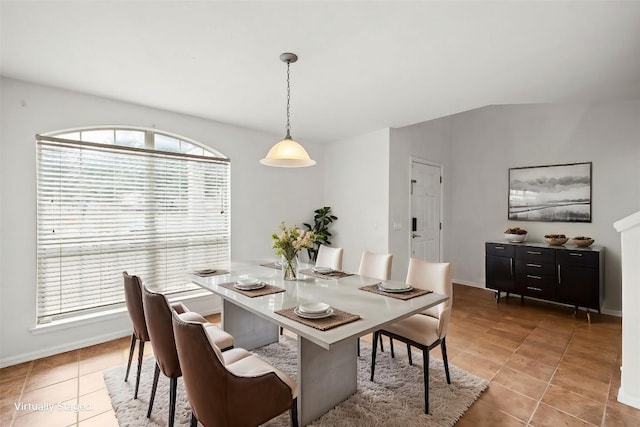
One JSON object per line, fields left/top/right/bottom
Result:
{"left": 36, "top": 126, "right": 230, "bottom": 324}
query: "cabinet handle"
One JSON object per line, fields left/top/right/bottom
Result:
{"left": 569, "top": 253, "right": 583, "bottom": 257}
{"left": 527, "top": 251, "right": 542, "bottom": 255}
{"left": 526, "top": 286, "right": 543, "bottom": 292}
{"left": 494, "top": 246, "right": 505, "bottom": 250}
{"left": 510, "top": 258, "right": 514, "bottom": 276}
{"left": 526, "top": 274, "right": 542, "bottom": 280}
{"left": 558, "top": 265, "right": 561, "bottom": 284}
{"left": 526, "top": 263, "right": 542, "bottom": 268}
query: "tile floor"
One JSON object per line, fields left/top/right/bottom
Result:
{"left": 1, "top": 284, "right": 639, "bottom": 426}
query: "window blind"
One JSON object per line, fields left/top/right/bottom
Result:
{"left": 36, "top": 135, "right": 230, "bottom": 323}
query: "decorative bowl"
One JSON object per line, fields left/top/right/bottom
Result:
{"left": 545, "top": 236, "right": 568, "bottom": 246}
{"left": 573, "top": 237, "right": 594, "bottom": 248}
{"left": 504, "top": 233, "right": 527, "bottom": 243}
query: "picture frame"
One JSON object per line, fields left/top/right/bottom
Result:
{"left": 508, "top": 162, "right": 592, "bottom": 222}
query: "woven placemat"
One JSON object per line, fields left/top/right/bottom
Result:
{"left": 260, "top": 262, "right": 282, "bottom": 270}
{"left": 299, "top": 269, "right": 355, "bottom": 279}
{"left": 359, "top": 284, "right": 432, "bottom": 301}
{"left": 193, "top": 269, "right": 229, "bottom": 277}
{"left": 275, "top": 307, "right": 361, "bottom": 331}
{"left": 219, "top": 282, "right": 286, "bottom": 298}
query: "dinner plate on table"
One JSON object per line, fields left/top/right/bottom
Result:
{"left": 298, "top": 302, "right": 331, "bottom": 314}
{"left": 294, "top": 306, "right": 334, "bottom": 319}
{"left": 234, "top": 278, "right": 265, "bottom": 290}
{"left": 378, "top": 281, "right": 413, "bottom": 293}
{"left": 312, "top": 267, "right": 334, "bottom": 274}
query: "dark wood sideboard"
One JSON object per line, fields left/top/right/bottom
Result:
{"left": 485, "top": 241, "right": 604, "bottom": 321}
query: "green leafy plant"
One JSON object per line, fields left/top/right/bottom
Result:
{"left": 304, "top": 207, "right": 338, "bottom": 261}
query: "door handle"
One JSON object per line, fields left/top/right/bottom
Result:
{"left": 412, "top": 233, "right": 421, "bottom": 238}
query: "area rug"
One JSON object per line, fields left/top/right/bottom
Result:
{"left": 104, "top": 337, "right": 487, "bottom": 426}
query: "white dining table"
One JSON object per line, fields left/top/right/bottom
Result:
{"left": 192, "top": 261, "right": 448, "bottom": 426}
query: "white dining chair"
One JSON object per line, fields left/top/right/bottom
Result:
{"left": 358, "top": 251, "right": 393, "bottom": 281}
{"left": 358, "top": 250, "right": 393, "bottom": 355}
{"left": 315, "top": 245, "right": 344, "bottom": 271}
{"left": 370, "top": 258, "right": 452, "bottom": 414}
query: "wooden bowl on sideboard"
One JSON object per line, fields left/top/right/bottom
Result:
{"left": 573, "top": 237, "right": 595, "bottom": 247}
{"left": 544, "top": 235, "right": 568, "bottom": 246}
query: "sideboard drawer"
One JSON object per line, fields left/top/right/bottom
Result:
{"left": 557, "top": 250, "right": 599, "bottom": 268}
{"left": 486, "top": 243, "right": 514, "bottom": 257}
{"left": 520, "top": 280, "right": 556, "bottom": 300}
{"left": 515, "top": 259, "right": 556, "bottom": 276}
{"left": 516, "top": 246, "right": 555, "bottom": 263}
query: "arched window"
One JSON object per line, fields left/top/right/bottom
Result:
{"left": 36, "top": 127, "right": 230, "bottom": 323}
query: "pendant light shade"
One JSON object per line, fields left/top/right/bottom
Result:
{"left": 260, "top": 52, "right": 316, "bottom": 168}
{"left": 260, "top": 136, "right": 316, "bottom": 167}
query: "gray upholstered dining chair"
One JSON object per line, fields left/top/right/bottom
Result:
{"left": 141, "top": 285, "right": 236, "bottom": 427}
{"left": 122, "top": 272, "right": 150, "bottom": 399}
{"left": 357, "top": 250, "right": 393, "bottom": 355}
{"left": 370, "top": 258, "right": 452, "bottom": 414}
{"left": 172, "top": 312, "right": 299, "bottom": 427}
{"left": 315, "top": 245, "right": 344, "bottom": 271}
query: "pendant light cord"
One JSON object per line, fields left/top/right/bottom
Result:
{"left": 285, "top": 60, "right": 291, "bottom": 139}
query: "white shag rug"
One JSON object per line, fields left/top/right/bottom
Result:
{"left": 104, "top": 336, "right": 487, "bottom": 426}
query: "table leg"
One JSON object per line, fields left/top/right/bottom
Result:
{"left": 297, "top": 337, "right": 357, "bottom": 426}
{"left": 221, "top": 299, "right": 278, "bottom": 350}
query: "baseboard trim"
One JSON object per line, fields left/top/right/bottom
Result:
{"left": 1, "top": 294, "right": 222, "bottom": 368}
{"left": 618, "top": 387, "right": 640, "bottom": 410}
{"left": 452, "top": 279, "right": 484, "bottom": 288}
{"left": 452, "top": 281, "right": 621, "bottom": 318}
{"left": 1, "top": 328, "right": 132, "bottom": 368}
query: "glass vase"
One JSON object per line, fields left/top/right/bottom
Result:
{"left": 283, "top": 255, "right": 298, "bottom": 280}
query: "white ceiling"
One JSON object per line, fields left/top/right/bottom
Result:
{"left": 2, "top": 1, "right": 640, "bottom": 144}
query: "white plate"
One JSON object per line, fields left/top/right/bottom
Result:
{"left": 312, "top": 267, "right": 334, "bottom": 274}
{"left": 194, "top": 268, "right": 218, "bottom": 275}
{"left": 236, "top": 278, "right": 260, "bottom": 286}
{"left": 234, "top": 282, "right": 265, "bottom": 291}
{"left": 298, "top": 302, "right": 331, "bottom": 314}
{"left": 377, "top": 283, "right": 413, "bottom": 293}
{"left": 379, "top": 281, "right": 412, "bottom": 291}
{"left": 294, "top": 307, "right": 334, "bottom": 319}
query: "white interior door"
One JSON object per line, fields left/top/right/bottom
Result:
{"left": 410, "top": 161, "right": 442, "bottom": 262}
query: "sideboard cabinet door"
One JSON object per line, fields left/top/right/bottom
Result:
{"left": 557, "top": 250, "right": 600, "bottom": 310}
{"left": 485, "top": 243, "right": 515, "bottom": 292}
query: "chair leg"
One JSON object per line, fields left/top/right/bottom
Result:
{"left": 134, "top": 340, "right": 145, "bottom": 399}
{"left": 190, "top": 412, "right": 198, "bottom": 427}
{"left": 407, "top": 344, "right": 413, "bottom": 365}
{"left": 169, "top": 377, "right": 178, "bottom": 427}
{"left": 441, "top": 338, "right": 451, "bottom": 384}
{"left": 124, "top": 334, "right": 136, "bottom": 382}
{"left": 379, "top": 333, "right": 384, "bottom": 352}
{"left": 280, "top": 326, "right": 283, "bottom": 335}
{"left": 357, "top": 338, "right": 360, "bottom": 357}
{"left": 390, "top": 337, "right": 395, "bottom": 358}
{"left": 147, "top": 364, "right": 160, "bottom": 418}
{"left": 423, "top": 348, "right": 430, "bottom": 414}
{"left": 370, "top": 331, "right": 379, "bottom": 381}
{"left": 290, "top": 397, "right": 298, "bottom": 427}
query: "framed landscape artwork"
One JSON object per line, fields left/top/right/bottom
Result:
{"left": 508, "top": 162, "right": 592, "bottom": 222}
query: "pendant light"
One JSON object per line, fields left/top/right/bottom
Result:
{"left": 260, "top": 53, "right": 316, "bottom": 167}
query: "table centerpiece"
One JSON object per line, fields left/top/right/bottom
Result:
{"left": 272, "top": 222, "right": 316, "bottom": 280}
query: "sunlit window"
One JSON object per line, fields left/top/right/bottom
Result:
{"left": 36, "top": 127, "right": 230, "bottom": 323}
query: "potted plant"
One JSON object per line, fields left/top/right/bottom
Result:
{"left": 304, "top": 207, "right": 338, "bottom": 262}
